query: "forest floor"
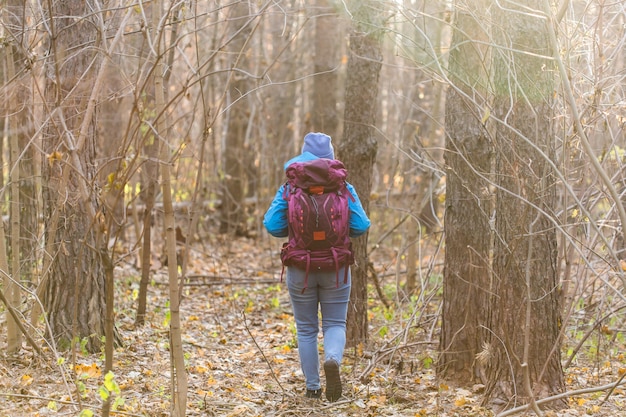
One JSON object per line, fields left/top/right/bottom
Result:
{"left": 1, "top": 233, "right": 625, "bottom": 417}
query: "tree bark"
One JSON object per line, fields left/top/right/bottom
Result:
{"left": 134, "top": 0, "right": 159, "bottom": 328}
{"left": 41, "top": 0, "right": 107, "bottom": 353}
{"left": 439, "top": 0, "right": 492, "bottom": 384}
{"left": 311, "top": 0, "right": 341, "bottom": 138}
{"left": 484, "top": 1, "right": 565, "bottom": 409}
{"left": 261, "top": 0, "right": 299, "bottom": 191}
{"left": 340, "top": 1, "right": 383, "bottom": 347}
{"left": 219, "top": 1, "right": 253, "bottom": 236}
{"left": 3, "top": 0, "right": 39, "bottom": 354}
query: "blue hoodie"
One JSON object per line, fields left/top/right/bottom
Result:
{"left": 263, "top": 152, "right": 371, "bottom": 238}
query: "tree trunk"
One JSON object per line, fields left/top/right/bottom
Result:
{"left": 311, "top": 0, "right": 341, "bottom": 138}
{"left": 134, "top": 0, "right": 159, "bottom": 328}
{"left": 438, "top": 1, "right": 492, "bottom": 384}
{"left": 3, "top": 0, "right": 39, "bottom": 354}
{"left": 41, "top": 0, "right": 107, "bottom": 353}
{"left": 261, "top": 0, "right": 299, "bottom": 193}
{"left": 219, "top": 1, "right": 252, "bottom": 236}
{"left": 340, "top": 2, "right": 383, "bottom": 347}
{"left": 3, "top": 1, "right": 21, "bottom": 354}
{"left": 484, "top": 1, "right": 565, "bottom": 409}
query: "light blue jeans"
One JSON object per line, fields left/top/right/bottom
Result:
{"left": 287, "top": 266, "right": 351, "bottom": 391}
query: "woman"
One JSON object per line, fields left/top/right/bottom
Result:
{"left": 263, "top": 132, "right": 370, "bottom": 401}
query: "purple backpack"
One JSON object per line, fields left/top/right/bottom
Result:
{"left": 280, "top": 158, "right": 355, "bottom": 291}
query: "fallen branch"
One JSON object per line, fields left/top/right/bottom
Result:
{"left": 358, "top": 339, "right": 436, "bottom": 383}
{"left": 599, "top": 371, "right": 626, "bottom": 406}
{"left": 496, "top": 377, "right": 626, "bottom": 417}
{"left": 0, "top": 286, "right": 43, "bottom": 356}
{"left": 152, "top": 275, "right": 278, "bottom": 286}
{"left": 241, "top": 310, "right": 287, "bottom": 398}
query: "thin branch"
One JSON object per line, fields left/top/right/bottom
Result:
{"left": 497, "top": 377, "right": 626, "bottom": 417}
{"left": 563, "top": 303, "right": 626, "bottom": 368}
{"left": 241, "top": 310, "right": 286, "bottom": 397}
{"left": 542, "top": 0, "right": 626, "bottom": 273}
{"left": 0, "top": 285, "right": 43, "bottom": 355}
{"left": 368, "top": 262, "right": 392, "bottom": 310}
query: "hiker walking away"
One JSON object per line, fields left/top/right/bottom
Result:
{"left": 263, "top": 132, "right": 370, "bottom": 402}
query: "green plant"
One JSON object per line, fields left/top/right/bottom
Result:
{"left": 98, "top": 371, "right": 125, "bottom": 411}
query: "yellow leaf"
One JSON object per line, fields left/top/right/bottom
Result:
{"left": 21, "top": 375, "right": 34, "bottom": 386}
{"left": 194, "top": 365, "right": 209, "bottom": 374}
{"left": 620, "top": 259, "right": 626, "bottom": 271}
{"left": 47, "top": 151, "right": 63, "bottom": 166}
{"left": 99, "top": 386, "right": 110, "bottom": 401}
{"left": 577, "top": 397, "right": 587, "bottom": 406}
{"left": 368, "top": 394, "right": 387, "bottom": 406}
{"left": 75, "top": 363, "right": 102, "bottom": 379}
{"left": 454, "top": 397, "right": 467, "bottom": 407}
{"left": 104, "top": 371, "right": 120, "bottom": 395}
{"left": 481, "top": 108, "right": 490, "bottom": 124}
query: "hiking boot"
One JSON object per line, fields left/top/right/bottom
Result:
{"left": 324, "top": 359, "right": 342, "bottom": 402}
{"left": 305, "top": 389, "right": 322, "bottom": 399}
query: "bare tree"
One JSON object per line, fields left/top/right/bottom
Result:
{"left": 259, "top": 0, "right": 301, "bottom": 190}
{"left": 219, "top": 1, "right": 254, "bottom": 236}
{"left": 134, "top": 0, "right": 161, "bottom": 328}
{"left": 439, "top": 0, "right": 492, "bottom": 384}
{"left": 311, "top": 0, "right": 342, "bottom": 137}
{"left": 2, "top": 0, "right": 32, "bottom": 354}
{"left": 484, "top": 1, "right": 565, "bottom": 409}
{"left": 340, "top": 0, "right": 383, "bottom": 347}
{"left": 40, "top": 0, "right": 107, "bottom": 353}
